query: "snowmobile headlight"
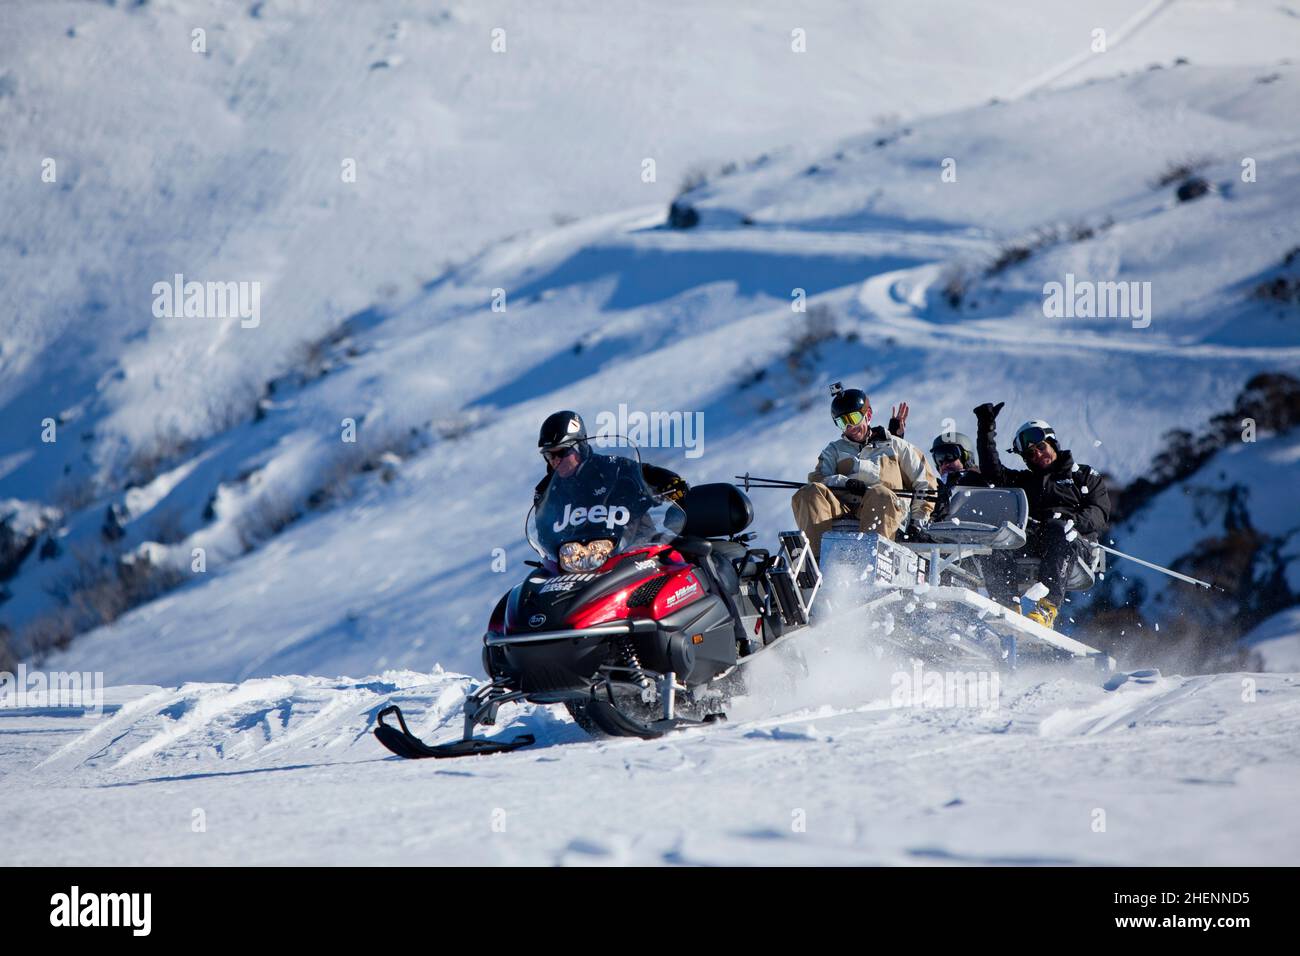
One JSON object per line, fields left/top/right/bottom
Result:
{"left": 559, "top": 539, "right": 614, "bottom": 573}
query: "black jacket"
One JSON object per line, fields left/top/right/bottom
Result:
{"left": 976, "top": 425, "right": 1110, "bottom": 539}
{"left": 533, "top": 461, "right": 687, "bottom": 508}
{"left": 933, "top": 465, "right": 987, "bottom": 521}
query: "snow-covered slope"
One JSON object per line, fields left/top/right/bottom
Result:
{"left": 15, "top": 55, "right": 1298, "bottom": 685}
{"left": 14, "top": 0, "right": 1273, "bottom": 492}
{"left": 3, "top": 656, "right": 1298, "bottom": 865}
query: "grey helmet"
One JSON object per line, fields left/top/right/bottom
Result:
{"left": 930, "top": 431, "right": 975, "bottom": 466}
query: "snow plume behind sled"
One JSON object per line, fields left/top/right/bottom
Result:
{"left": 729, "top": 598, "right": 908, "bottom": 724}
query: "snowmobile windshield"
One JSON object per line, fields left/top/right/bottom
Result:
{"left": 528, "top": 448, "right": 686, "bottom": 571}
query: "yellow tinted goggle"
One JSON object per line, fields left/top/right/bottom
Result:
{"left": 834, "top": 409, "right": 867, "bottom": 429}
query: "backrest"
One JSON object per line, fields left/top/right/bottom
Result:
{"left": 941, "top": 486, "right": 1029, "bottom": 528}
{"left": 678, "top": 483, "right": 754, "bottom": 539}
{"left": 926, "top": 487, "right": 1029, "bottom": 549}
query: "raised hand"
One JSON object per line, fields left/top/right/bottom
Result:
{"left": 888, "top": 402, "right": 910, "bottom": 438}
{"left": 973, "top": 402, "right": 1005, "bottom": 429}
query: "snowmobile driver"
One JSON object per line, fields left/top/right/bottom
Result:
{"left": 972, "top": 402, "right": 1111, "bottom": 629}
{"left": 533, "top": 410, "right": 688, "bottom": 507}
{"left": 791, "top": 383, "right": 934, "bottom": 559}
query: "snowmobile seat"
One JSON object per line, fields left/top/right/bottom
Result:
{"left": 709, "top": 538, "right": 749, "bottom": 564}
{"left": 924, "top": 487, "right": 1029, "bottom": 550}
{"left": 678, "top": 483, "right": 754, "bottom": 539}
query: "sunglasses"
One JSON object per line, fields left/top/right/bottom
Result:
{"left": 933, "top": 446, "right": 963, "bottom": 466}
{"left": 833, "top": 409, "right": 869, "bottom": 430}
{"left": 541, "top": 445, "right": 577, "bottom": 464}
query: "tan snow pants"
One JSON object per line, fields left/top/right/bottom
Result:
{"left": 791, "top": 483, "right": 904, "bottom": 559}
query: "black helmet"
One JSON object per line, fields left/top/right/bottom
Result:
{"left": 829, "top": 382, "right": 869, "bottom": 429}
{"left": 538, "top": 410, "right": 587, "bottom": 450}
{"left": 930, "top": 431, "right": 974, "bottom": 466}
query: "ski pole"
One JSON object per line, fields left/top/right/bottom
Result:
{"left": 1094, "top": 542, "right": 1215, "bottom": 590}
{"left": 1025, "top": 516, "right": 1217, "bottom": 591}
{"left": 734, "top": 474, "right": 938, "bottom": 500}
{"left": 734, "top": 473, "right": 803, "bottom": 490}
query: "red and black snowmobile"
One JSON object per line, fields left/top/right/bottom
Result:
{"left": 375, "top": 445, "right": 821, "bottom": 758}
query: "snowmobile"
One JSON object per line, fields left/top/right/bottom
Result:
{"left": 375, "top": 447, "right": 821, "bottom": 759}
{"left": 816, "top": 484, "right": 1116, "bottom": 671}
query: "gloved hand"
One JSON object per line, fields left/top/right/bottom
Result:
{"left": 973, "top": 401, "right": 1004, "bottom": 430}
{"left": 888, "top": 402, "right": 909, "bottom": 438}
{"left": 901, "top": 523, "right": 934, "bottom": 544}
{"left": 1046, "top": 511, "right": 1088, "bottom": 536}
{"left": 843, "top": 478, "right": 867, "bottom": 496}
{"left": 659, "top": 475, "right": 689, "bottom": 502}
{"left": 824, "top": 473, "right": 849, "bottom": 488}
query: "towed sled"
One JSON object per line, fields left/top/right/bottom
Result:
{"left": 376, "top": 447, "right": 820, "bottom": 759}
{"left": 819, "top": 485, "right": 1115, "bottom": 671}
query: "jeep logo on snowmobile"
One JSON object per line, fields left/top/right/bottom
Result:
{"left": 528, "top": 613, "right": 546, "bottom": 628}
{"left": 551, "top": 503, "right": 632, "bottom": 533}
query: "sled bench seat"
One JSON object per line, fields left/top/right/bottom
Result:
{"left": 925, "top": 487, "right": 1029, "bottom": 550}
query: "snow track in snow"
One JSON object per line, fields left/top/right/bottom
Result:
{"left": 1008, "top": 0, "right": 1175, "bottom": 99}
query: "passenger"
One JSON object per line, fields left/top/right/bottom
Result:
{"left": 791, "top": 383, "right": 933, "bottom": 559}
{"left": 972, "top": 402, "right": 1111, "bottom": 629}
{"left": 928, "top": 431, "right": 985, "bottom": 521}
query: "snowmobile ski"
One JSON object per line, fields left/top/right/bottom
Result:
{"left": 373, "top": 705, "right": 534, "bottom": 759}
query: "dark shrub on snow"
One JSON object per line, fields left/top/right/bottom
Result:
{"left": 667, "top": 201, "right": 700, "bottom": 229}
{"left": 1175, "top": 177, "right": 1211, "bottom": 202}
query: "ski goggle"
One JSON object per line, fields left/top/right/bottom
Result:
{"left": 932, "top": 444, "right": 965, "bottom": 466}
{"left": 541, "top": 445, "right": 578, "bottom": 463}
{"left": 1014, "top": 427, "right": 1051, "bottom": 454}
{"left": 833, "top": 409, "right": 869, "bottom": 430}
